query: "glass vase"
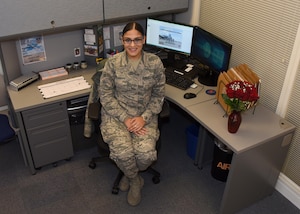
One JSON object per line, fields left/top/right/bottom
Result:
{"left": 228, "top": 110, "right": 242, "bottom": 133}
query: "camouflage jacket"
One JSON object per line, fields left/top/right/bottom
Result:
{"left": 99, "top": 51, "right": 165, "bottom": 124}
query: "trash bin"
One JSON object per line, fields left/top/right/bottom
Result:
{"left": 211, "top": 139, "right": 233, "bottom": 182}
{"left": 185, "top": 125, "right": 199, "bottom": 160}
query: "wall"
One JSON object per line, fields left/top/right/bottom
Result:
{"left": 174, "top": 0, "right": 200, "bottom": 26}
{"left": 0, "top": 77, "right": 7, "bottom": 108}
{"left": 0, "top": 30, "right": 86, "bottom": 107}
{"left": 16, "top": 30, "right": 85, "bottom": 75}
{"left": 0, "top": 58, "right": 8, "bottom": 107}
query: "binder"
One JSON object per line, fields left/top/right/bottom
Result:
{"left": 39, "top": 67, "right": 68, "bottom": 80}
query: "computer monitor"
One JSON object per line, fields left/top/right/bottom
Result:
{"left": 146, "top": 17, "right": 194, "bottom": 67}
{"left": 191, "top": 26, "right": 232, "bottom": 86}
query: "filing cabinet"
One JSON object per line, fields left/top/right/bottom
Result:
{"left": 22, "top": 101, "right": 73, "bottom": 168}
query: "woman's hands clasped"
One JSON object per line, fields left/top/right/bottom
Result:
{"left": 125, "top": 116, "right": 147, "bottom": 136}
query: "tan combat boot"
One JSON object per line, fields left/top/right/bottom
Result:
{"left": 119, "top": 175, "right": 129, "bottom": 192}
{"left": 127, "top": 175, "right": 144, "bottom": 206}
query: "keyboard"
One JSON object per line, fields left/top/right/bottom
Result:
{"left": 37, "top": 76, "right": 91, "bottom": 99}
{"left": 165, "top": 67, "right": 195, "bottom": 90}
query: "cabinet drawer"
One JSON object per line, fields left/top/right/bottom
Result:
{"left": 22, "top": 102, "right": 68, "bottom": 129}
{"left": 26, "top": 120, "right": 73, "bottom": 168}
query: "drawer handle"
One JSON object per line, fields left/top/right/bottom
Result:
{"left": 67, "top": 105, "right": 87, "bottom": 111}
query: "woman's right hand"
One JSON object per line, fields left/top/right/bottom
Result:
{"left": 125, "top": 117, "right": 147, "bottom": 135}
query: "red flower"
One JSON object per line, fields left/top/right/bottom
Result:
{"left": 222, "top": 81, "right": 259, "bottom": 112}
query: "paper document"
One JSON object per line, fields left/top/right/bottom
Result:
{"left": 38, "top": 76, "right": 91, "bottom": 99}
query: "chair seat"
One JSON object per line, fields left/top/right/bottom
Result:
{"left": 0, "top": 114, "right": 15, "bottom": 144}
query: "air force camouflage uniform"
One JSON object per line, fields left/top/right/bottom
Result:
{"left": 99, "top": 51, "right": 165, "bottom": 179}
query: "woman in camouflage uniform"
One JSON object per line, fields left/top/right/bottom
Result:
{"left": 99, "top": 22, "right": 165, "bottom": 206}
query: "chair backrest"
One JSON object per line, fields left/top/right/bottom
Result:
{"left": 0, "top": 114, "right": 15, "bottom": 143}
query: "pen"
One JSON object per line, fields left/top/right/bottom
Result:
{"left": 174, "top": 70, "right": 184, "bottom": 75}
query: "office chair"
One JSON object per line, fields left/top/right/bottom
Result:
{"left": 87, "top": 99, "right": 170, "bottom": 194}
{"left": 0, "top": 110, "right": 17, "bottom": 144}
{"left": 84, "top": 58, "right": 170, "bottom": 194}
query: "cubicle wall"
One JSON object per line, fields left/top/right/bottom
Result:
{"left": 0, "top": 75, "right": 7, "bottom": 107}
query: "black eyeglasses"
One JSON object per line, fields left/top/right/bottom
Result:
{"left": 123, "top": 37, "right": 144, "bottom": 45}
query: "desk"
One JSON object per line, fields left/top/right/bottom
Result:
{"left": 7, "top": 67, "right": 295, "bottom": 214}
{"left": 187, "top": 100, "right": 295, "bottom": 214}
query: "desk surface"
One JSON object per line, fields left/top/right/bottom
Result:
{"left": 7, "top": 67, "right": 95, "bottom": 112}
{"left": 165, "top": 81, "right": 216, "bottom": 109}
{"left": 8, "top": 66, "right": 217, "bottom": 112}
{"left": 187, "top": 99, "right": 295, "bottom": 154}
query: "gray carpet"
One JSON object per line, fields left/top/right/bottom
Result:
{"left": 0, "top": 104, "right": 299, "bottom": 214}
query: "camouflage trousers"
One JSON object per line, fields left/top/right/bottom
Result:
{"left": 100, "top": 114, "right": 159, "bottom": 179}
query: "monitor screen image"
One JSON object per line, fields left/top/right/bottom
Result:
{"left": 191, "top": 26, "right": 232, "bottom": 86}
{"left": 146, "top": 18, "right": 194, "bottom": 56}
{"left": 191, "top": 26, "right": 232, "bottom": 73}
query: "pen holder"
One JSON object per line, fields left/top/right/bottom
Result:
{"left": 106, "top": 49, "right": 117, "bottom": 58}
{"left": 65, "top": 63, "right": 72, "bottom": 72}
{"left": 73, "top": 62, "right": 80, "bottom": 70}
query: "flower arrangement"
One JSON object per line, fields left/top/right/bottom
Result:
{"left": 222, "top": 80, "right": 259, "bottom": 112}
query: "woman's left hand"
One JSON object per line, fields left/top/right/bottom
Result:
{"left": 127, "top": 116, "right": 145, "bottom": 133}
{"left": 133, "top": 127, "right": 147, "bottom": 136}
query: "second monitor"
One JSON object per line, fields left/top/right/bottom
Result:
{"left": 191, "top": 26, "right": 232, "bottom": 86}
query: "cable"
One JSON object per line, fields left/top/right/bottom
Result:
{"left": 196, "top": 85, "right": 205, "bottom": 95}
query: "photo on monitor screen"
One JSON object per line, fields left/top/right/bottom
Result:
{"left": 146, "top": 18, "right": 194, "bottom": 56}
{"left": 159, "top": 26, "right": 183, "bottom": 50}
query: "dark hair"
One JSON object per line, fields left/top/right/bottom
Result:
{"left": 122, "top": 22, "right": 145, "bottom": 36}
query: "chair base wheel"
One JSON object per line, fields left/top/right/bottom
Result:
{"left": 89, "top": 161, "right": 96, "bottom": 169}
{"left": 112, "top": 187, "right": 119, "bottom": 195}
{"left": 152, "top": 176, "right": 160, "bottom": 184}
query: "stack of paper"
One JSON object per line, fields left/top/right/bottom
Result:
{"left": 37, "top": 76, "right": 91, "bottom": 99}
{"left": 216, "top": 64, "right": 261, "bottom": 115}
{"left": 39, "top": 67, "right": 68, "bottom": 80}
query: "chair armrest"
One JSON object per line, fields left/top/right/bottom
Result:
{"left": 159, "top": 100, "right": 170, "bottom": 119}
{"left": 88, "top": 102, "right": 101, "bottom": 120}
{"left": 0, "top": 109, "right": 18, "bottom": 131}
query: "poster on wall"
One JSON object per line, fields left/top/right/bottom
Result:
{"left": 84, "top": 28, "right": 97, "bottom": 56}
{"left": 113, "top": 25, "right": 125, "bottom": 47}
{"left": 19, "top": 35, "right": 47, "bottom": 65}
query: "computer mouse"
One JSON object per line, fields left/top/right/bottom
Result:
{"left": 184, "top": 92, "right": 197, "bottom": 99}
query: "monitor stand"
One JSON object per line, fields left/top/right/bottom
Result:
{"left": 197, "top": 69, "right": 219, "bottom": 86}
{"left": 163, "top": 51, "right": 188, "bottom": 69}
